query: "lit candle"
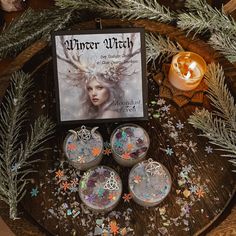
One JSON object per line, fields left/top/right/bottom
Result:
{"left": 168, "top": 52, "right": 207, "bottom": 91}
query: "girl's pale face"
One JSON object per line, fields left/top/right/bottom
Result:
{"left": 87, "top": 79, "right": 109, "bottom": 106}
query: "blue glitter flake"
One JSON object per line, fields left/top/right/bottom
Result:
{"left": 165, "top": 147, "right": 174, "bottom": 156}
{"left": 30, "top": 187, "right": 39, "bottom": 197}
{"left": 67, "top": 209, "right": 72, "bottom": 215}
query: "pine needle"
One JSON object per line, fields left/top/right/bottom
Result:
{"left": 178, "top": 0, "right": 236, "bottom": 36}
{"left": 188, "top": 63, "right": 236, "bottom": 171}
{"left": 0, "top": 7, "right": 73, "bottom": 59}
{"left": 209, "top": 33, "right": 236, "bottom": 63}
{"left": 0, "top": 71, "right": 55, "bottom": 219}
{"left": 205, "top": 63, "right": 236, "bottom": 131}
{"left": 188, "top": 109, "right": 236, "bottom": 171}
{"left": 55, "top": 0, "right": 175, "bottom": 23}
{"left": 146, "top": 33, "right": 184, "bottom": 66}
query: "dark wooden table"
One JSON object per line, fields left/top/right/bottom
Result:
{"left": 0, "top": 2, "right": 236, "bottom": 236}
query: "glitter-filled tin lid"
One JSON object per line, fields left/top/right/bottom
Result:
{"left": 79, "top": 166, "right": 122, "bottom": 212}
{"left": 63, "top": 126, "right": 103, "bottom": 170}
{"left": 129, "top": 158, "right": 172, "bottom": 207}
{"left": 110, "top": 123, "right": 150, "bottom": 166}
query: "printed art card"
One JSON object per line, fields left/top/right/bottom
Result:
{"left": 52, "top": 28, "right": 147, "bottom": 124}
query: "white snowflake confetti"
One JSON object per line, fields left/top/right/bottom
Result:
{"left": 205, "top": 146, "right": 213, "bottom": 154}
{"left": 165, "top": 147, "right": 174, "bottom": 156}
{"left": 176, "top": 120, "right": 184, "bottom": 130}
{"left": 161, "top": 105, "right": 171, "bottom": 112}
{"left": 157, "top": 98, "right": 166, "bottom": 106}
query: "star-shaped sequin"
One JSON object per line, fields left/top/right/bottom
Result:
{"left": 165, "top": 147, "right": 174, "bottom": 156}
{"left": 122, "top": 193, "right": 132, "bottom": 202}
{"left": 133, "top": 175, "right": 142, "bottom": 184}
{"left": 205, "top": 146, "right": 213, "bottom": 154}
{"left": 61, "top": 181, "right": 70, "bottom": 191}
{"left": 103, "top": 148, "right": 112, "bottom": 156}
{"left": 67, "top": 143, "right": 76, "bottom": 151}
{"left": 92, "top": 147, "right": 101, "bottom": 157}
{"left": 127, "top": 143, "right": 134, "bottom": 151}
{"left": 122, "top": 152, "right": 131, "bottom": 160}
{"left": 55, "top": 169, "right": 64, "bottom": 178}
{"left": 195, "top": 187, "right": 205, "bottom": 198}
{"left": 176, "top": 120, "right": 184, "bottom": 130}
{"left": 110, "top": 221, "right": 119, "bottom": 235}
{"left": 30, "top": 187, "right": 39, "bottom": 197}
{"left": 189, "top": 185, "right": 198, "bottom": 193}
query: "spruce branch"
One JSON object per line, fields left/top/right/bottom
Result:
{"left": 0, "top": 71, "right": 55, "bottom": 219}
{"left": 209, "top": 33, "right": 236, "bottom": 63}
{"left": 55, "top": 0, "right": 175, "bottom": 23}
{"left": 188, "top": 109, "right": 236, "bottom": 171}
{"left": 188, "top": 63, "right": 236, "bottom": 171}
{"left": 178, "top": 0, "right": 236, "bottom": 36}
{"left": 0, "top": 7, "right": 73, "bottom": 59}
{"left": 205, "top": 63, "right": 236, "bottom": 131}
{"left": 146, "top": 33, "right": 184, "bottom": 66}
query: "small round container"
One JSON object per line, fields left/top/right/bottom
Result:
{"left": 63, "top": 126, "right": 103, "bottom": 170}
{"left": 79, "top": 166, "right": 122, "bottom": 213}
{"left": 129, "top": 158, "right": 172, "bottom": 207}
{"left": 110, "top": 123, "right": 150, "bottom": 167}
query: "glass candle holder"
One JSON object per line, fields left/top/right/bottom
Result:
{"left": 63, "top": 126, "right": 103, "bottom": 171}
{"left": 110, "top": 123, "right": 150, "bottom": 167}
{"left": 128, "top": 158, "right": 172, "bottom": 207}
{"left": 168, "top": 52, "right": 207, "bottom": 91}
{"left": 79, "top": 166, "right": 122, "bottom": 213}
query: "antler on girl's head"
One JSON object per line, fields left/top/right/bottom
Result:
{"left": 57, "top": 35, "right": 91, "bottom": 74}
{"left": 57, "top": 33, "right": 140, "bottom": 85}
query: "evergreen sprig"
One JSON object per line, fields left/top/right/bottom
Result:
{"left": 55, "top": 0, "right": 175, "bottom": 23}
{"left": 189, "top": 109, "right": 236, "bottom": 170}
{"left": 146, "top": 33, "right": 184, "bottom": 67}
{"left": 209, "top": 33, "right": 236, "bottom": 63}
{"left": 178, "top": 0, "right": 236, "bottom": 36}
{"left": 204, "top": 63, "right": 236, "bottom": 131}
{"left": 188, "top": 63, "right": 236, "bottom": 171}
{"left": 0, "top": 71, "right": 55, "bottom": 219}
{"left": 0, "top": 7, "right": 73, "bottom": 59}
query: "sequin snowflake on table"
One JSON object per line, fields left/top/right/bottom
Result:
{"left": 176, "top": 120, "right": 184, "bottom": 130}
{"left": 178, "top": 141, "right": 197, "bottom": 153}
{"left": 122, "top": 193, "right": 132, "bottom": 202}
{"left": 30, "top": 187, "right": 39, "bottom": 197}
{"left": 161, "top": 147, "right": 174, "bottom": 156}
{"left": 205, "top": 145, "right": 213, "bottom": 154}
{"left": 104, "top": 141, "right": 111, "bottom": 148}
{"left": 11, "top": 162, "right": 21, "bottom": 172}
{"left": 103, "top": 147, "right": 112, "bottom": 156}
{"left": 161, "top": 104, "right": 171, "bottom": 113}
{"left": 157, "top": 98, "right": 166, "bottom": 106}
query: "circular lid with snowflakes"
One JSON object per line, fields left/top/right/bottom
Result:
{"left": 110, "top": 124, "right": 150, "bottom": 167}
{"left": 129, "top": 158, "right": 172, "bottom": 207}
{"left": 63, "top": 126, "right": 103, "bottom": 170}
{"left": 79, "top": 166, "right": 122, "bottom": 212}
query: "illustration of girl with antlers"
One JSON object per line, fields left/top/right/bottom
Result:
{"left": 55, "top": 32, "right": 142, "bottom": 121}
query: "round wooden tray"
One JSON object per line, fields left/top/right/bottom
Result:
{"left": 0, "top": 19, "right": 236, "bottom": 236}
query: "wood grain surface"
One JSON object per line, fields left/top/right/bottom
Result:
{"left": 0, "top": 1, "right": 236, "bottom": 235}
{"left": 0, "top": 18, "right": 235, "bottom": 236}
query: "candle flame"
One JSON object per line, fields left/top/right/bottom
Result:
{"left": 184, "top": 61, "right": 197, "bottom": 80}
